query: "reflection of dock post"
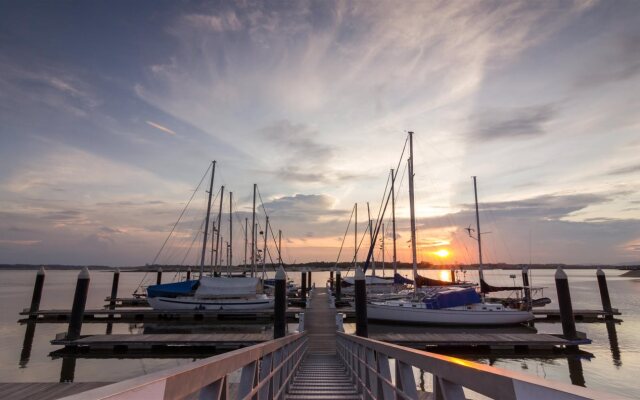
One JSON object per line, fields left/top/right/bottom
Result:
{"left": 521, "top": 266, "right": 531, "bottom": 310}
{"left": 555, "top": 267, "right": 578, "bottom": 350}
{"left": 67, "top": 267, "right": 90, "bottom": 341}
{"left": 19, "top": 321, "right": 36, "bottom": 368}
{"left": 336, "top": 270, "right": 342, "bottom": 301}
{"left": 60, "top": 357, "right": 77, "bottom": 382}
{"left": 301, "top": 271, "right": 307, "bottom": 304}
{"left": 29, "top": 267, "right": 46, "bottom": 317}
{"left": 567, "top": 356, "right": 586, "bottom": 387}
{"left": 156, "top": 267, "right": 163, "bottom": 285}
{"left": 596, "top": 268, "right": 613, "bottom": 320}
{"left": 355, "top": 267, "right": 368, "bottom": 337}
{"left": 186, "top": 267, "right": 191, "bottom": 281}
{"left": 274, "top": 267, "right": 286, "bottom": 339}
{"left": 109, "top": 268, "right": 120, "bottom": 310}
{"left": 606, "top": 321, "right": 622, "bottom": 367}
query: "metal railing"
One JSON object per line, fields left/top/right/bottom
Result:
{"left": 60, "top": 332, "right": 307, "bottom": 400}
{"left": 337, "top": 332, "right": 627, "bottom": 400}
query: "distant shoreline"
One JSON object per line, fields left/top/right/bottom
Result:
{"left": 1, "top": 262, "right": 637, "bottom": 272}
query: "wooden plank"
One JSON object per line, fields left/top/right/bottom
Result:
{"left": 370, "top": 332, "right": 575, "bottom": 347}
{"left": 0, "top": 382, "right": 110, "bottom": 400}
{"left": 51, "top": 333, "right": 271, "bottom": 349}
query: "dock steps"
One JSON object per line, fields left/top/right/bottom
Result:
{"left": 286, "top": 354, "right": 360, "bottom": 400}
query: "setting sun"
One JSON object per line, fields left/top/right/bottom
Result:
{"left": 434, "top": 249, "right": 450, "bottom": 258}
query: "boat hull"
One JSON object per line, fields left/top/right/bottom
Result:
{"left": 367, "top": 303, "right": 533, "bottom": 325}
{"left": 148, "top": 296, "right": 274, "bottom": 310}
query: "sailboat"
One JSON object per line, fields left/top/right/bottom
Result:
{"left": 367, "top": 132, "right": 534, "bottom": 325}
{"left": 147, "top": 162, "right": 274, "bottom": 310}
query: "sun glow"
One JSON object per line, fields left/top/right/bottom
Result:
{"left": 434, "top": 249, "right": 450, "bottom": 258}
{"left": 439, "top": 270, "right": 451, "bottom": 282}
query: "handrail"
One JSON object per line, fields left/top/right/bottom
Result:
{"left": 59, "top": 332, "right": 307, "bottom": 400}
{"left": 337, "top": 332, "right": 628, "bottom": 400}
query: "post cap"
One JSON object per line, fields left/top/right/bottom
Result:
{"left": 115, "top": 268, "right": 120, "bottom": 274}
{"left": 355, "top": 266, "right": 364, "bottom": 280}
{"left": 79, "top": 266, "right": 90, "bottom": 279}
{"left": 597, "top": 268, "right": 604, "bottom": 276}
{"left": 555, "top": 267, "right": 567, "bottom": 279}
{"left": 187, "top": 267, "right": 191, "bottom": 271}
{"left": 37, "top": 266, "right": 45, "bottom": 275}
{"left": 157, "top": 267, "right": 163, "bottom": 272}
{"left": 275, "top": 266, "right": 286, "bottom": 280}
{"left": 522, "top": 266, "right": 528, "bottom": 274}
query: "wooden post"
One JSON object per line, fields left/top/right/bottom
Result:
{"left": 301, "top": 271, "right": 307, "bottom": 303}
{"left": 596, "top": 268, "right": 613, "bottom": 320}
{"left": 330, "top": 269, "right": 334, "bottom": 291}
{"left": 186, "top": 267, "right": 191, "bottom": 281}
{"left": 336, "top": 269, "right": 342, "bottom": 301}
{"left": 555, "top": 267, "right": 577, "bottom": 342}
{"left": 156, "top": 267, "right": 162, "bottom": 285}
{"left": 522, "top": 266, "right": 531, "bottom": 311}
{"left": 67, "top": 267, "right": 90, "bottom": 341}
{"left": 109, "top": 268, "right": 120, "bottom": 310}
{"left": 355, "top": 266, "right": 368, "bottom": 337}
{"left": 450, "top": 270, "right": 455, "bottom": 283}
{"left": 307, "top": 270, "right": 312, "bottom": 290}
{"left": 274, "top": 266, "right": 286, "bottom": 339}
{"left": 29, "top": 267, "right": 46, "bottom": 316}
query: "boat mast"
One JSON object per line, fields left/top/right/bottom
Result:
{"left": 214, "top": 185, "right": 225, "bottom": 274}
{"left": 367, "top": 202, "right": 374, "bottom": 276}
{"left": 473, "top": 176, "right": 485, "bottom": 284}
{"left": 391, "top": 168, "right": 397, "bottom": 275}
{"left": 354, "top": 203, "right": 358, "bottom": 268}
{"left": 229, "top": 191, "right": 233, "bottom": 276}
{"left": 199, "top": 161, "right": 216, "bottom": 279}
{"left": 244, "top": 217, "right": 248, "bottom": 270}
{"left": 262, "top": 216, "right": 269, "bottom": 278}
{"left": 278, "top": 229, "right": 282, "bottom": 266}
{"left": 381, "top": 222, "right": 385, "bottom": 276}
{"left": 251, "top": 184, "right": 257, "bottom": 277}
{"left": 407, "top": 132, "right": 418, "bottom": 292}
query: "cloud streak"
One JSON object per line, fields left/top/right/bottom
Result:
{"left": 146, "top": 120, "right": 177, "bottom": 136}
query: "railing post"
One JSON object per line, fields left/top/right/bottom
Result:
{"left": 376, "top": 353, "right": 394, "bottom": 400}
{"left": 433, "top": 375, "right": 465, "bottom": 400}
{"left": 238, "top": 360, "right": 258, "bottom": 399}
{"left": 198, "top": 376, "right": 227, "bottom": 400}
{"left": 395, "top": 360, "right": 418, "bottom": 399}
{"left": 258, "top": 353, "right": 273, "bottom": 400}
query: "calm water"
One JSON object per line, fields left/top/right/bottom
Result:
{"left": 0, "top": 268, "right": 638, "bottom": 398}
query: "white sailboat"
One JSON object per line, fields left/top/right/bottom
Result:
{"left": 367, "top": 132, "right": 533, "bottom": 325}
{"left": 147, "top": 162, "right": 274, "bottom": 311}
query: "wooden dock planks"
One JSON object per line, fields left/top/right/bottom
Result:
{"left": 51, "top": 333, "right": 272, "bottom": 349}
{"left": 0, "top": 382, "right": 111, "bottom": 400}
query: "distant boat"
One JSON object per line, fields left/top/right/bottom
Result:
{"left": 146, "top": 161, "right": 274, "bottom": 311}
{"left": 362, "top": 132, "right": 533, "bottom": 325}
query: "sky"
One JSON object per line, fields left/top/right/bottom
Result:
{"left": 0, "top": 0, "right": 638, "bottom": 267}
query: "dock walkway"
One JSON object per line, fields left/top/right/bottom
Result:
{"left": 285, "top": 287, "right": 360, "bottom": 399}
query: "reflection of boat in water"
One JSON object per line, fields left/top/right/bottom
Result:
{"left": 368, "top": 286, "right": 533, "bottom": 325}
{"left": 147, "top": 276, "right": 274, "bottom": 310}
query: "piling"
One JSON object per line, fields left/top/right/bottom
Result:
{"left": 67, "top": 267, "right": 90, "bottom": 341}
{"left": 555, "top": 267, "right": 577, "bottom": 342}
{"left": 307, "top": 270, "right": 312, "bottom": 290}
{"left": 186, "top": 267, "right": 191, "bottom": 281}
{"left": 29, "top": 267, "right": 46, "bottom": 316}
{"left": 156, "top": 267, "right": 163, "bottom": 285}
{"left": 274, "top": 266, "right": 287, "bottom": 339}
{"left": 521, "top": 266, "right": 531, "bottom": 310}
{"left": 329, "top": 270, "right": 334, "bottom": 291}
{"left": 109, "top": 268, "right": 120, "bottom": 310}
{"left": 596, "top": 268, "right": 613, "bottom": 320}
{"left": 336, "top": 270, "right": 342, "bottom": 301}
{"left": 301, "top": 271, "right": 307, "bottom": 303}
{"left": 354, "top": 267, "right": 368, "bottom": 337}
{"left": 450, "top": 269, "right": 455, "bottom": 283}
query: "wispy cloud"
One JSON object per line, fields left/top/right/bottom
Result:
{"left": 146, "top": 120, "right": 177, "bottom": 136}
{"left": 469, "top": 104, "right": 558, "bottom": 141}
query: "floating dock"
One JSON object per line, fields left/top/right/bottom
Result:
{"left": 532, "top": 308, "right": 621, "bottom": 321}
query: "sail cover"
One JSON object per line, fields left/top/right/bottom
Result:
{"left": 342, "top": 275, "right": 394, "bottom": 286}
{"left": 414, "top": 273, "right": 456, "bottom": 287}
{"left": 393, "top": 273, "right": 414, "bottom": 285}
{"left": 195, "top": 276, "right": 259, "bottom": 298}
{"left": 423, "top": 287, "right": 481, "bottom": 309}
{"left": 480, "top": 279, "right": 523, "bottom": 293}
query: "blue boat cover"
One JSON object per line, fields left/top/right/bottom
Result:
{"left": 423, "top": 287, "right": 481, "bottom": 309}
{"left": 147, "top": 280, "right": 198, "bottom": 298}
{"left": 394, "top": 273, "right": 414, "bottom": 285}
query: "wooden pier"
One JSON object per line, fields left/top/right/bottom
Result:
{"left": 0, "top": 383, "right": 111, "bottom": 400}
{"left": 532, "top": 308, "right": 621, "bottom": 321}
